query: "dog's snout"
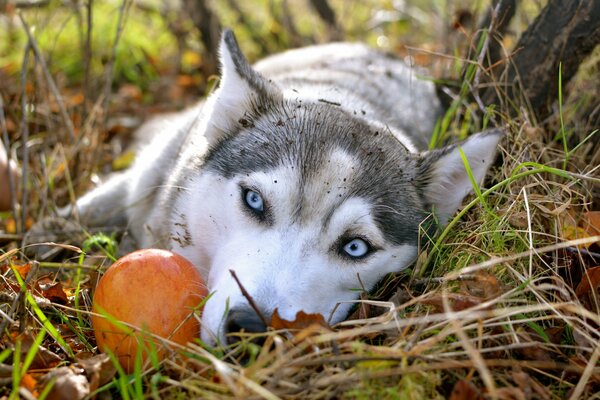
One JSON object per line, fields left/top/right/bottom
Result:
{"left": 225, "top": 308, "right": 267, "bottom": 344}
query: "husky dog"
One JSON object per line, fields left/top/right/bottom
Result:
{"left": 72, "top": 30, "right": 501, "bottom": 345}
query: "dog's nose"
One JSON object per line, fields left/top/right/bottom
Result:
{"left": 225, "top": 308, "right": 267, "bottom": 344}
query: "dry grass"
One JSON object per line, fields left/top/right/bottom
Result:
{"left": 1, "top": 1, "right": 599, "bottom": 399}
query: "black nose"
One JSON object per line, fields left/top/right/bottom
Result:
{"left": 225, "top": 308, "right": 267, "bottom": 344}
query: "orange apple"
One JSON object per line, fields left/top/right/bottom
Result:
{"left": 91, "top": 249, "right": 207, "bottom": 373}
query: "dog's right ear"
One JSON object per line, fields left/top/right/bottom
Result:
{"left": 202, "top": 29, "right": 282, "bottom": 144}
{"left": 415, "top": 129, "right": 503, "bottom": 225}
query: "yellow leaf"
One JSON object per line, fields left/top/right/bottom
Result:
{"left": 111, "top": 150, "right": 136, "bottom": 171}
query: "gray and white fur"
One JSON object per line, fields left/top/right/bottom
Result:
{"left": 72, "top": 30, "right": 502, "bottom": 345}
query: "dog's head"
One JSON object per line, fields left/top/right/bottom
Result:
{"left": 170, "top": 30, "right": 502, "bottom": 345}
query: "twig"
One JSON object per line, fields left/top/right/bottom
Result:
{"left": 0, "top": 261, "right": 41, "bottom": 334}
{"left": 229, "top": 269, "right": 270, "bottom": 328}
{"left": 226, "top": 0, "right": 270, "bottom": 55}
{"left": 18, "top": 40, "right": 31, "bottom": 236}
{"left": 470, "top": 1, "right": 501, "bottom": 122}
{"left": 101, "top": 0, "right": 132, "bottom": 125}
{"left": 308, "top": 0, "right": 342, "bottom": 40}
{"left": 83, "top": 0, "right": 93, "bottom": 117}
{"left": 569, "top": 343, "right": 600, "bottom": 400}
{"left": 0, "top": 95, "right": 18, "bottom": 222}
{"left": 564, "top": 246, "right": 600, "bottom": 260}
{"left": 18, "top": 13, "right": 76, "bottom": 142}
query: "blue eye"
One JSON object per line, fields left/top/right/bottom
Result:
{"left": 342, "top": 238, "right": 370, "bottom": 258}
{"left": 244, "top": 189, "right": 264, "bottom": 212}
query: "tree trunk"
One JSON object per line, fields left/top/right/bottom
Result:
{"left": 182, "top": 0, "right": 222, "bottom": 80}
{"left": 484, "top": 0, "right": 600, "bottom": 121}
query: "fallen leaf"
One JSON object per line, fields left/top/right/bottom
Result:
{"left": 461, "top": 272, "right": 502, "bottom": 298}
{"left": 75, "top": 354, "right": 116, "bottom": 393}
{"left": 15, "top": 332, "right": 63, "bottom": 369}
{"left": 561, "top": 210, "right": 600, "bottom": 248}
{"left": 41, "top": 366, "right": 90, "bottom": 400}
{"left": 42, "top": 282, "right": 69, "bottom": 305}
{"left": 68, "top": 92, "right": 85, "bottom": 107}
{"left": 575, "top": 267, "right": 600, "bottom": 297}
{"left": 575, "top": 266, "right": 600, "bottom": 311}
{"left": 5, "top": 217, "right": 16, "bottom": 233}
{"left": 118, "top": 84, "right": 143, "bottom": 102}
{"left": 20, "top": 373, "right": 38, "bottom": 395}
{"left": 449, "top": 379, "right": 482, "bottom": 400}
{"left": 515, "top": 331, "right": 554, "bottom": 362}
{"left": 451, "top": 9, "right": 474, "bottom": 31}
{"left": 421, "top": 294, "right": 483, "bottom": 312}
{"left": 544, "top": 326, "right": 565, "bottom": 344}
{"left": 583, "top": 211, "right": 600, "bottom": 236}
{"left": 111, "top": 149, "right": 136, "bottom": 171}
{"left": 512, "top": 370, "right": 551, "bottom": 399}
{"left": 11, "top": 262, "right": 32, "bottom": 280}
{"left": 176, "top": 74, "right": 199, "bottom": 87}
{"left": 270, "top": 309, "right": 329, "bottom": 330}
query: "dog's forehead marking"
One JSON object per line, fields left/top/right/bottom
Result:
{"left": 243, "top": 148, "right": 359, "bottom": 226}
{"left": 298, "top": 148, "right": 357, "bottom": 221}
{"left": 203, "top": 101, "right": 428, "bottom": 245}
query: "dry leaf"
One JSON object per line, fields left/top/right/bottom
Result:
{"left": 11, "top": 262, "right": 32, "bottom": 280}
{"left": 75, "top": 354, "right": 116, "bottom": 393}
{"left": 449, "top": 379, "right": 482, "bottom": 400}
{"left": 41, "top": 366, "right": 90, "bottom": 400}
{"left": 462, "top": 272, "right": 502, "bottom": 298}
{"left": 512, "top": 370, "right": 551, "bottom": 399}
{"left": 583, "top": 211, "right": 600, "bottom": 236}
{"left": 42, "top": 282, "right": 69, "bottom": 305}
{"left": 270, "top": 309, "right": 329, "bottom": 330}
{"left": 575, "top": 266, "right": 600, "bottom": 311}
{"left": 15, "top": 332, "right": 63, "bottom": 369}
{"left": 421, "top": 293, "right": 483, "bottom": 312}
{"left": 575, "top": 266, "right": 600, "bottom": 297}
{"left": 561, "top": 210, "right": 600, "bottom": 248}
{"left": 20, "top": 373, "right": 38, "bottom": 395}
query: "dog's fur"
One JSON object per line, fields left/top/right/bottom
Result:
{"left": 71, "top": 30, "right": 501, "bottom": 345}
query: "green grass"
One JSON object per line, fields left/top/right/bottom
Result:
{"left": 1, "top": 2, "right": 176, "bottom": 88}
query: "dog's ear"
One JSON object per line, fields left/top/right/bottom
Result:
{"left": 416, "top": 129, "right": 503, "bottom": 224}
{"left": 203, "top": 29, "right": 282, "bottom": 143}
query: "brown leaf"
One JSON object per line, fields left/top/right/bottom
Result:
{"left": 41, "top": 366, "right": 90, "bottom": 400}
{"left": 20, "top": 373, "right": 38, "bottom": 395}
{"left": 575, "top": 266, "right": 600, "bottom": 310}
{"left": 515, "top": 331, "right": 554, "bottom": 362}
{"left": 11, "top": 262, "right": 32, "bottom": 280}
{"left": 75, "top": 354, "right": 116, "bottom": 393}
{"left": 42, "top": 282, "right": 69, "bottom": 305}
{"left": 561, "top": 210, "right": 600, "bottom": 249}
{"left": 583, "top": 211, "right": 600, "bottom": 236}
{"left": 575, "top": 266, "right": 600, "bottom": 297}
{"left": 452, "top": 9, "right": 474, "bottom": 31}
{"left": 449, "top": 379, "right": 482, "bottom": 400}
{"left": 462, "top": 272, "right": 502, "bottom": 299}
{"left": 512, "top": 370, "right": 551, "bottom": 399}
{"left": 15, "top": 332, "right": 63, "bottom": 369}
{"left": 544, "top": 326, "right": 565, "bottom": 344}
{"left": 421, "top": 294, "right": 483, "bottom": 312}
{"left": 118, "top": 84, "right": 143, "bottom": 102}
{"left": 270, "top": 309, "right": 329, "bottom": 330}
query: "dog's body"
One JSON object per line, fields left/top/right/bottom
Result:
{"left": 73, "top": 30, "right": 501, "bottom": 345}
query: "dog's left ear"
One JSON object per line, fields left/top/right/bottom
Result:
{"left": 203, "top": 29, "right": 282, "bottom": 143}
{"left": 416, "top": 129, "right": 503, "bottom": 224}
